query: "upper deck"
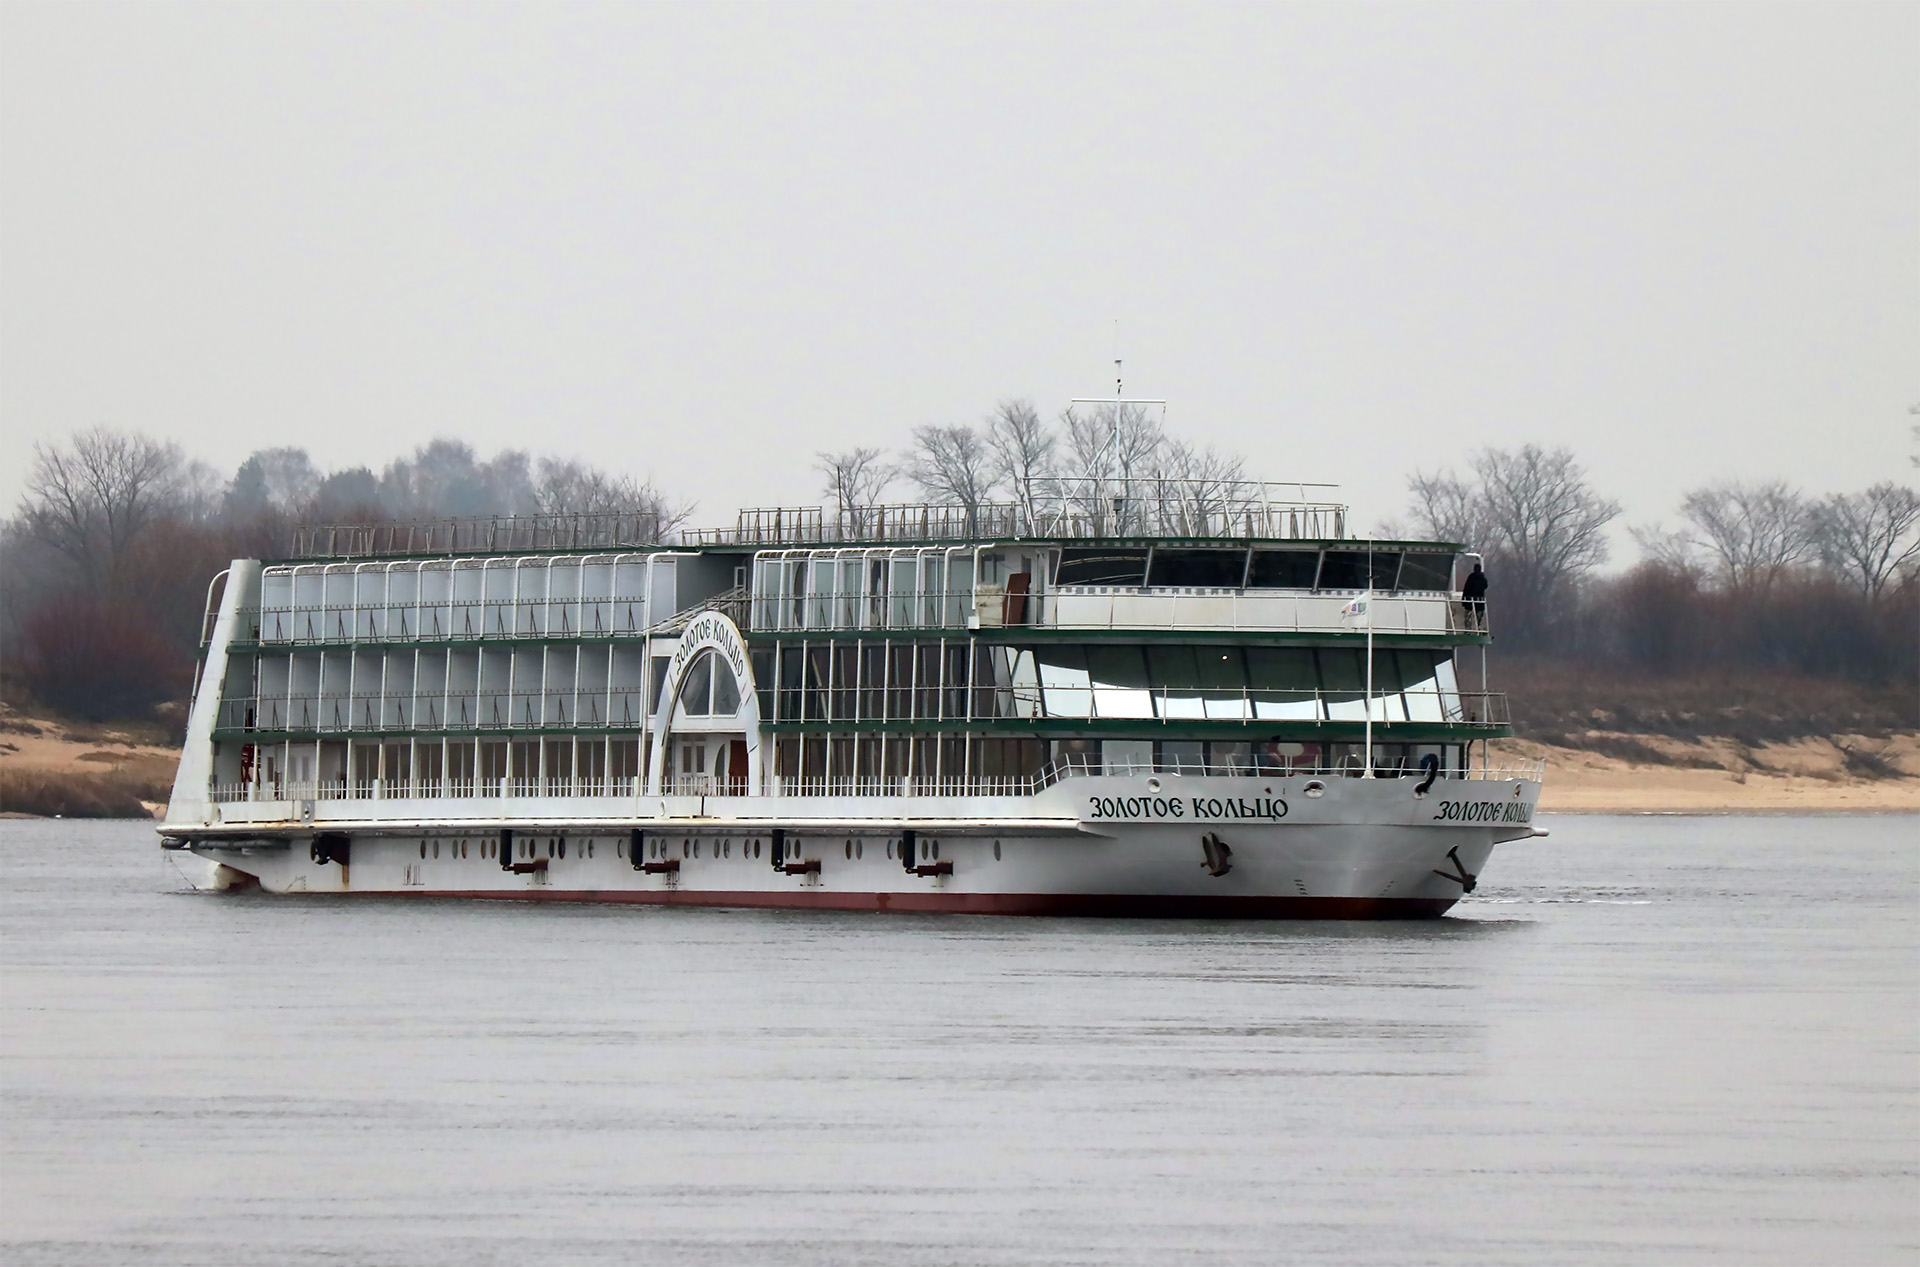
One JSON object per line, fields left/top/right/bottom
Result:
{"left": 287, "top": 480, "right": 1349, "bottom": 559}
{"left": 253, "top": 484, "right": 1483, "bottom": 648}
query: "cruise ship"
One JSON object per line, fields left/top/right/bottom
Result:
{"left": 160, "top": 475, "right": 1542, "bottom": 916}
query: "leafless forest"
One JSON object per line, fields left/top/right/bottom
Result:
{"left": 4, "top": 404, "right": 1916, "bottom": 740}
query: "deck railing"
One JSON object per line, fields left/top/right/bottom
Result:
{"left": 199, "top": 757, "right": 1545, "bottom": 805}
{"left": 224, "top": 589, "right": 1486, "bottom": 647}
{"left": 686, "top": 484, "right": 1348, "bottom": 548}
{"left": 291, "top": 513, "right": 671, "bottom": 560}
{"left": 210, "top": 688, "right": 1510, "bottom": 735}
{"left": 764, "top": 688, "right": 1510, "bottom": 728}
{"left": 235, "top": 598, "right": 660, "bottom": 645}
{"left": 292, "top": 484, "right": 1351, "bottom": 561}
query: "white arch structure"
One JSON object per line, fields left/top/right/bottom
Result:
{"left": 645, "top": 610, "right": 762, "bottom": 796}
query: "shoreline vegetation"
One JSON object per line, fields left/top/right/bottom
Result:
{"left": 4, "top": 427, "right": 1914, "bottom": 822}
{"left": 4, "top": 702, "right": 1914, "bottom": 820}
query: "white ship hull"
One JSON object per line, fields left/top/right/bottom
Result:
{"left": 174, "top": 774, "right": 1541, "bottom": 918}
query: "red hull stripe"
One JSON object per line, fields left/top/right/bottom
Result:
{"left": 341, "top": 888, "right": 1456, "bottom": 919}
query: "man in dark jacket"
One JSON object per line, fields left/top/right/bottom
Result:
{"left": 1462, "top": 563, "right": 1488, "bottom": 630}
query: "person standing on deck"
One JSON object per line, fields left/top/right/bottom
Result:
{"left": 1462, "top": 562, "right": 1488, "bottom": 631}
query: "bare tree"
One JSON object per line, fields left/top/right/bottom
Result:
{"left": 1062, "top": 402, "right": 1164, "bottom": 485}
{"left": 1814, "top": 482, "right": 1920, "bottom": 602}
{"left": 1678, "top": 480, "right": 1814, "bottom": 592}
{"left": 1408, "top": 445, "right": 1619, "bottom": 642}
{"left": 530, "top": 458, "right": 694, "bottom": 537}
{"left": 226, "top": 447, "right": 321, "bottom": 517}
{"left": 1154, "top": 440, "right": 1248, "bottom": 533}
{"left": 1478, "top": 445, "right": 1621, "bottom": 591}
{"left": 1628, "top": 522, "right": 1704, "bottom": 575}
{"left": 380, "top": 439, "right": 536, "bottom": 517}
{"left": 903, "top": 423, "right": 998, "bottom": 528}
{"left": 18, "top": 428, "right": 187, "bottom": 597}
{"left": 985, "top": 399, "right": 1056, "bottom": 519}
{"left": 1407, "top": 468, "right": 1499, "bottom": 550}
{"left": 814, "top": 447, "right": 893, "bottom": 527}
{"left": 1061, "top": 403, "right": 1164, "bottom": 531}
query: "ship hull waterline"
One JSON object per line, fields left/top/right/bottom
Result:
{"left": 177, "top": 787, "right": 1536, "bottom": 919}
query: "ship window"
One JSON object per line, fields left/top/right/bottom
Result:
{"left": 1247, "top": 549, "right": 1321, "bottom": 589}
{"left": 1055, "top": 548, "right": 1149, "bottom": 587}
{"left": 723, "top": 840, "right": 730, "bottom": 858}
{"left": 855, "top": 840, "right": 863, "bottom": 859}
{"left": 931, "top": 841, "right": 940, "bottom": 861}
{"left": 845, "top": 839, "right": 853, "bottom": 860}
{"left": 887, "top": 841, "right": 894, "bottom": 859}
{"left": 432, "top": 841, "right": 439, "bottom": 859}
{"left": 419, "top": 841, "right": 426, "bottom": 859}
{"left": 682, "top": 655, "right": 713, "bottom": 716}
{"left": 1087, "top": 646, "right": 1154, "bottom": 718}
{"left": 994, "top": 839, "right": 1001, "bottom": 860}
{"left": 1317, "top": 649, "right": 1368, "bottom": 720}
{"left": 1398, "top": 553, "right": 1454, "bottom": 592}
{"left": 1147, "top": 548, "right": 1246, "bottom": 588}
{"left": 1318, "top": 550, "right": 1400, "bottom": 591}
{"left": 1145, "top": 646, "right": 1205, "bottom": 718}
{"left": 1248, "top": 646, "right": 1320, "bottom": 719}
{"left": 649, "top": 655, "right": 673, "bottom": 715}
{"left": 712, "top": 657, "right": 741, "bottom": 715}
{"left": 1158, "top": 740, "right": 1205, "bottom": 773}
{"left": 1035, "top": 646, "right": 1091, "bottom": 718}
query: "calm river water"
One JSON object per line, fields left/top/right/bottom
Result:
{"left": 2, "top": 816, "right": 1915, "bottom": 1266}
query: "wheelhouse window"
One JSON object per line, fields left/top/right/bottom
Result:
{"left": 1055, "top": 548, "right": 1149, "bottom": 587}
{"left": 1318, "top": 550, "right": 1402, "bottom": 591}
{"left": 1397, "top": 552, "right": 1455, "bottom": 592}
{"left": 1146, "top": 548, "right": 1246, "bottom": 588}
{"left": 1247, "top": 549, "right": 1320, "bottom": 589}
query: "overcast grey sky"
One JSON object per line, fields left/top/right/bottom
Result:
{"left": 3, "top": 2, "right": 1914, "bottom": 554}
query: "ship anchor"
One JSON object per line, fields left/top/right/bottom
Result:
{"left": 1431, "top": 846, "right": 1477, "bottom": 893}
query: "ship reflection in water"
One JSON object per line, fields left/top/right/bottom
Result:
{"left": 2, "top": 814, "right": 1913, "bottom": 1266}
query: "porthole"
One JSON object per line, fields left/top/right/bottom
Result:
{"left": 559, "top": 838, "right": 567, "bottom": 860}
{"left": 754, "top": 840, "right": 761, "bottom": 858}
{"left": 932, "top": 841, "right": 940, "bottom": 861}
{"left": 845, "top": 840, "right": 852, "bottom": 860}
{"left": 432, "top": 841, "right": 439, "bottom": 859}
{"left": 855, "top": 840, "right": 863, "bottom": 860}
{"left": 994, "top": 840, "right": 1002, "bottom": 861}
{"left": 921, "top": 841, "right": 930, "bottom": 861}
{"left": 461, "top": 841, "right": 468, "bottom": 859}
{"left": 723, "top": 840, "right": 730, "bottom": 858}
{"left": 419, "top": 841, "right": 427, "bottom": 859}
{"left": 887, "top": 841, "right": 894, "bottom": 860}
{"left": 682, "top": 839, "right": 690, "bottom": 859}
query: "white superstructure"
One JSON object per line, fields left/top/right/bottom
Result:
{"left": 163, "top": 484, "right": 1541, "bottom": 916}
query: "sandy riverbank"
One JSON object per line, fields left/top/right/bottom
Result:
{"left": 4, "top": 706, "right": 1917, "bottom": 818}
{"left": 1497, "top": 733, "right": 1920, "bottom": 814}
{"left": 0, "top": 709, "right": 178, "bottom": 817}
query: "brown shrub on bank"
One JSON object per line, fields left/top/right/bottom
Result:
{"left": 0, "top": 769, "right": 166, "bottom": 818}
{"left": 1492, "top": 655, "right": 1908, "bottom": 743}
